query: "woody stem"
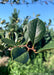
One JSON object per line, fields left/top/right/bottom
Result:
{"left": 18, "top": 44, "right": 36, "bottom": 53}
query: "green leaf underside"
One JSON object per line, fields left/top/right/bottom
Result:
{"left": 27, "top": 18, "right": 46, "bottom": 44}
{"left": 23, "top": 25, "right": 27, "bottom": 32}
{"left": 23, "top": 25, "right": 30, "bottom": 42}
{"left": 24, "top": 31, "right": 30, "bottom": 42}
{"left": 12, "top": 47, "right": 26, "bottom": 59}
{"left": 2, "top": 38, "right": 15, "bottom": 46}
{"left": 14, "top": 51, "right": 29, "bottom": 64}
{"left": 37, "top": 40, "right": 54, "bottom": 53}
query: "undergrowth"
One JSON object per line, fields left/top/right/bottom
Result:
{"left": 0, "top": 48, "right": 54, "bottom": 75}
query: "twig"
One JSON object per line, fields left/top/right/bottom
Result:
{"left": 18, "top": 44, "right": 36, "bottom": 53}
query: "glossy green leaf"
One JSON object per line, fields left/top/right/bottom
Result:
{"left": 37, "top": 40, "right": 54, "bottom": 53}
{"left": 12, "top": 47, "right": 26, "bottom": 59}
{"left": 12, "top": 47, "right": 29, "bottom": 64}
{"left": 14, "top": 51, "right": 29, "bottom": 64}
{"left": 27, "top": 18, "right": 46, "bottom": 44}
{"left": 1, "top": 38, "right": 15, "bottom": 46}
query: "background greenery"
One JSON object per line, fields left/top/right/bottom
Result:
{"left": 0, "top": 8, "right": 54, "bottom": 75}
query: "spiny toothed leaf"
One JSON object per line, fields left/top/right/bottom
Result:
{"left": 1, "top": 38, "right": 15, "bottom": 46}
{"left": 37, "top": 40, "right": 54, "bottom": 53}
{"left": 12, "top": 47, "right": 29, "bottom": 64}
{"left": 27, "top": 18, "right": 46, "bottom": 44}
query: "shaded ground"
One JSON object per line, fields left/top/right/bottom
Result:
{"left": 0, "top": 50, "right": 9, "bottom": 66}
{"left": 0, "top": 56, "right": 9, "bottom": 66}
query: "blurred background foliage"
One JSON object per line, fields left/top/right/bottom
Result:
{"left": 0, "top": 0, "right": 54, "bottom": 5}
{"left": 0, "top": 8, "right": 54, "bottom": 75}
